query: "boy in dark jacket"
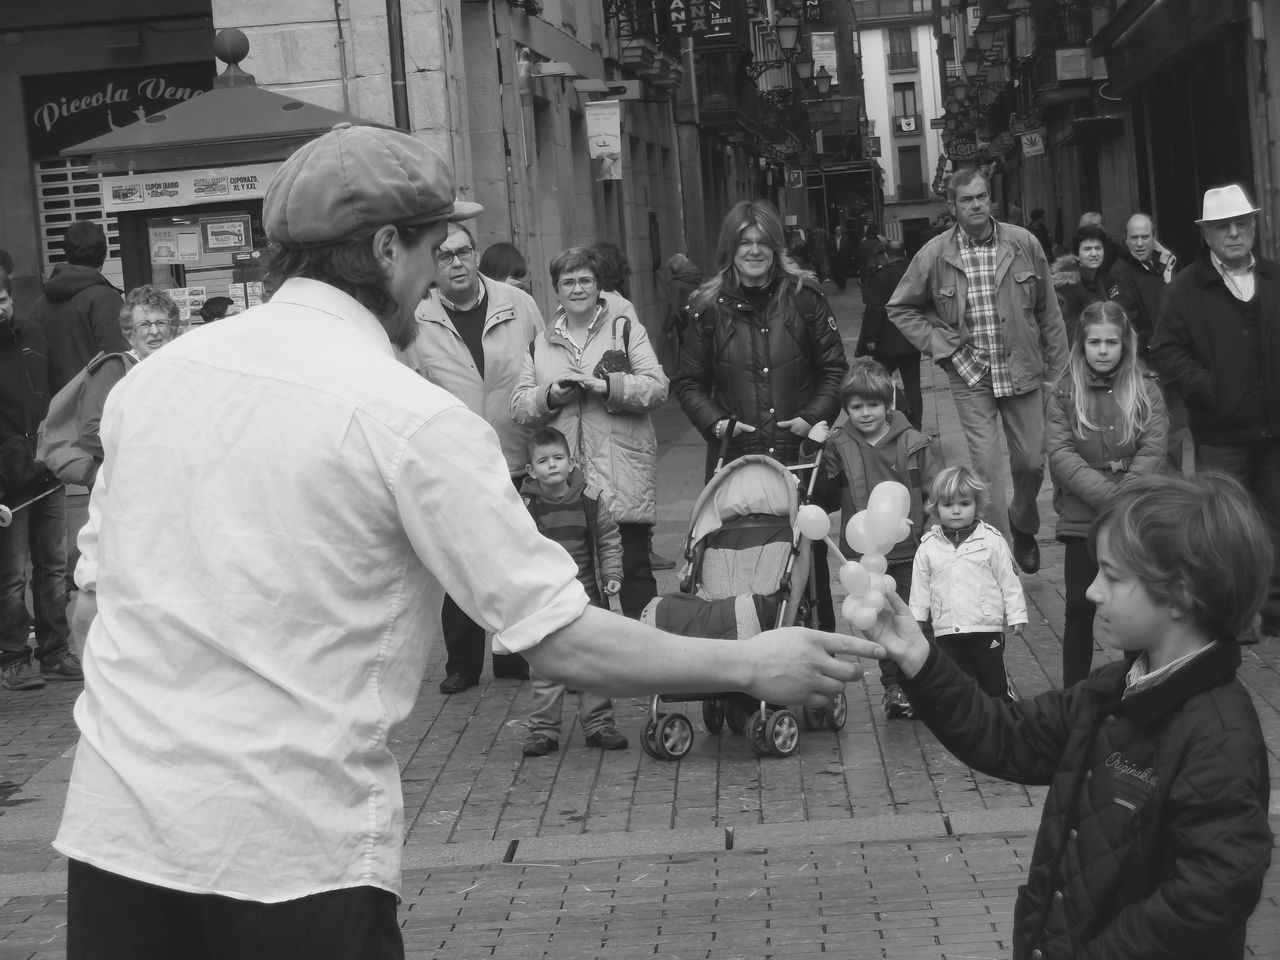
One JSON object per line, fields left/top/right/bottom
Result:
{"left": 807, "top": 359, "right": 938, "bottom": 717}
{"left": 865, "top": 472, "right": 1271, "bottom": 959}
{"left": 519, "top": 428, "right": 628, "bottom": 757}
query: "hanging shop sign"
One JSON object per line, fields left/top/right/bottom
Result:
{"left": 23, "top": 62, "right": 215, "bottom": 158}
{"left": 102, "top": 163, "right": 280, "bottom": 213}
{"left": 1020, "top": 128, "right": 1047, "bottom": 158}
{"left": 671, "top": 0, "right": 750, "bottom": 44}
{"left": 585, "top": 100, "right": 623, "bottom": 181}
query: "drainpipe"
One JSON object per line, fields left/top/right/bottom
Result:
{"left": 386, "top": 0, "right": 410, "bottom": 130}
{"left": 332, "top": 0, "right": 352, "bottom": 113}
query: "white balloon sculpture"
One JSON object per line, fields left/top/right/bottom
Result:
{"left": 795, "top": 480, "right": 914, "bottom": 634}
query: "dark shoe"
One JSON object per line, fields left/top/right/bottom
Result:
{"left": 439, "top": 672, "right": 478, "bottom": 695}
{"left": 584, "top": 725, "right": 629, "bottom": 750}
{"left": 649, "top": 550, "right": 677, "bottom": 571}
{"left": 522, "top": 733, "right": 559, "bottom": 757}
{"left": 40, "top": 652, "right": 84, "bottom": 682}
{"left": 883, "top": 683, "right": 913, "bottom": 719}
{"left": 1009, "top": 522, "right": 1041, "bottom": 574}
{"left": 2, "top": 659, "right": 45, "bottom": 691}
{"left": 492, "top": 654, "right": 529, "bottom": 680}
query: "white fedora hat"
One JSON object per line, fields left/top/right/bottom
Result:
{"left": 1196, "top": 184, "right": 1260, "bottom": 224}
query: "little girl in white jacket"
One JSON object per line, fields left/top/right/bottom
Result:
{"left": 910, "top": 465, "right": 1027, "bottom": 701}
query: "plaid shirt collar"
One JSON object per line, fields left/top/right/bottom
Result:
{"left": 958, "top": 219, "right": 998, "bottom": 250}
{"left": 552, "top": 301, "right": 609, "bottom": 360}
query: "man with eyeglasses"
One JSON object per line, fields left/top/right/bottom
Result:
{"left": 398, "top": 222, "right": 546, "bottom": 693}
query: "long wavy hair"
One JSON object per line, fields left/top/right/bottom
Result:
{"left": 687, "top": 200, "right": 812, "bottom": 313}
{"left": 1068, "top": 300, "right": 1156, "bottom": 446}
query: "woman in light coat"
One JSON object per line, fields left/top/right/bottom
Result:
{"left": 511, "top": 246, "right": 668, "bottom": 617}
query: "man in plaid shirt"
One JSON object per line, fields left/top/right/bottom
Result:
{"left": 886, "top": 168, "right": 1068, "bottom": 574}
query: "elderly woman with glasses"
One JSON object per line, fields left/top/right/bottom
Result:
{"left": 75, "top": 285, "right": 179, "bottom": 484}
{"left": 511, "top": 246, "right": 668, "bottom": 619}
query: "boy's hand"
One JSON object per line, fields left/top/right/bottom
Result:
{"left": 807, "top": 421, "right": 831, "bottom": 445}
{"left": 778, "top": 416, "right": 812, "bottom": 437}
{"left": 1011, "top": 624, "right": 1025, "bottom": 638}
{"left": 862, "top": 591, "right": 931, "bottom": 679}
{"left": 604, "top": 578, "right": 622, "bottom": 596}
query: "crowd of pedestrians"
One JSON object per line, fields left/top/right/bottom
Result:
{"left": 0, "top": 123, "right": 1272, "bottom": 958}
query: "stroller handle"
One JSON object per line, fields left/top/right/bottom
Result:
{"left": 715, "top": 418, "right": 738, "bottom": 468}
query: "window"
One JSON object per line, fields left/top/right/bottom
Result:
{"left": 897, "top": 146, "right": 926, "bottom": 200}
{"left": 887, "top": 27, "right": 917, "bottom": 71}
{"left": 893, "top": 83, "right": 917, "bottom": 118}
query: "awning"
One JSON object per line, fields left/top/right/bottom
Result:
{"left": 62, "top": 29, "right": 387, "bottom": 174}
{"left": 1059, "top": 114, "right": 1125, "bottom": 146}
{"left": 1092, "top": 0, "right": 1249, "bottom": 91}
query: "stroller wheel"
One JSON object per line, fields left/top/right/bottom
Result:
{"left": 746, "top": 710, "right": 771, "bottom": 757}
{"left": 702, "top": 700, "right": 726, "bottom": 734}
{"left": 826, "top": 691, "right": 849, "bottom": 731}
{"left": 641, "top": 717, "right": 664, "bottom": 759}
{"left": 726, "top": 700, "right": 750, "bottom": 734}
{"left": 656, "top": 713, "right": 694, "bottom": 760}
{"left": 766, "top": 710, "right": 801, "bottom": 757}
{"left": 801, "top": 706, "right": 825, "bottom": 731}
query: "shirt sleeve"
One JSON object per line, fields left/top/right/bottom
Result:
{"left": 393, "top": 405, "right": 589, "bottom": 654}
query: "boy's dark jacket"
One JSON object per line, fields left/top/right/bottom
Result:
{"left": 901, "top": 640, "right": 1271, "bottom": 959}
{"left": 811, "top": 409, "right": 937, "bottom": 563}
{"left": 520, "top": 467, "right": 623, "bottom": 597}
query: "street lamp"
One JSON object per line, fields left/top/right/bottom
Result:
{"left": 814, "top": 65, "right": 832, "bottom": 96}
{"left": 963, "top": 50, "right": 983, "bottom": 81}
{"left": 774, "top": 16, "right": 801, "bottom": 53}
{"left": 795, "top": 53, "right": 815, "bottom": 81}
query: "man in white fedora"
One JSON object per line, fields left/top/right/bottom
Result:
{"left": 1151, "top": 183, "right": 1280, "bottom": 641}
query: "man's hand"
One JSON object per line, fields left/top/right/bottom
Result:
{"left": 807, "top": 420, "right": 831, "bottom": 445}
{"left": 778, "top": 416, "right": 812, "bottom": 437}
{"left": 738, "top": 628, "right": 882, "bottom": 707}
{"left": 604, "top": 577, "right": 622, "bottom": 597}
{"left": 863, "top": 592, "right": 931, "bottom": 679}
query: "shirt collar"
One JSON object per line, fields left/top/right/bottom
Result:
{"left": 959, "top": 219, "right": 998, "bottom": 249}
{"left": 553, "top": 300, "right": 608, "bottom": 337}
{"left": 266, "top": 278, "right": 394, "bottom": 357}
{"left": 1122, "top": 642, "right": 1214, "bottom": 700}
{"left": 1210, "top": 251, "right": 1256, "bottom": 278}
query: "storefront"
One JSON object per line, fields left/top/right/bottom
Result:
{"left": 60, "top": 29, "right": 383, "bottom": 320}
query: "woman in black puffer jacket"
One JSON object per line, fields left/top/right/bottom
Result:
{"left": 675, "top": 200, "right": 848, "bottom": 480}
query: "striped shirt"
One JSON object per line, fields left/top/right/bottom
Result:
{"left": 949, "top": 220, "right": 1015, "bottom": 397}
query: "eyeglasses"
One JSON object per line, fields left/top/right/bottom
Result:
{"left": 557, "top": 276, "right": 598, "bottom": 291}
{"left": 134, "top": 320, "right": 172, "bottom": 333}
{"left": 435, "top": 246, "right": 476, "bottom": 267}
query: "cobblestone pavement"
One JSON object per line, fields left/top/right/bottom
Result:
{"left": 1, "top": 286, "right": 1277, "bottom": 958}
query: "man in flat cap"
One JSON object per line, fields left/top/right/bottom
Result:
{"left": 53, "top": 124, "right": 875, "bottom": 958}
{"left": 1151, "top": 183, "right": 1280, "bottom": 641}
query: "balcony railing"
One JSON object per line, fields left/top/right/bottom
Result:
{"left": 896, "top": 182, "right": 929, "bottom": 201}
{"left": 892, "top": 113, "right": 922, "bottom": 135}
{"left": 852, "top": 0, "right": 931, "bottom": 22}
{"left": 887, "top": 50, "right": 919, "bottom": 71}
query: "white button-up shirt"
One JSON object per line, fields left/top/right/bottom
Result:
{"left": 54, "top": 278, "right": 587, "bottom": 901}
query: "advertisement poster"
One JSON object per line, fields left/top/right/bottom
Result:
{"left": 809, "top": 32, "right": 839, "bottom": 88}
{"left": 103, "top": 163, "right": 278, "bottom": 213}
{"left": 149, "top": 225, "right": 201, "bottom": 265}
{"left": 166, "top": 286, "right": 207, "bottom": 319}
{"left": 585, "top": 100, "right": 622, "bottom": 181}
{"left": 1021, "top": 128, "right": 1047, "bottom": 158}
{"left": 200, "top": 215, "right": 253, "bottom": 256}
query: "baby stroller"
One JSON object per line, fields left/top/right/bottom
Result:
{"left": 639, "top": 427, "right": 848, "bottom": 760}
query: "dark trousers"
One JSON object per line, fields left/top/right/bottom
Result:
{"left": 936, "top": 631, "right": 1013, "bottom": 701}
{"left": 1196, "top": 438, "right": 1280, "bottom": 627}
{"left": 1061, "top": 537, "right": 1098, "bottom": 688}
{"left": 878, "top": 353, "right": 923, "bottom": 431}
{"left": 441, "top": 472, "right": 527, "bottom": 681}
{"left": 0, "top": 486, "right": 68, "bottom": 668}
{"left": 618, "top": 522, "right": 657, "bottom": 618}
{"left": 67, "top": 859, "right": 404, "bottom": 960}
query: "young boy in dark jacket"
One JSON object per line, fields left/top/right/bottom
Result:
{"left": 519, "top": 427, "right": 628, "bottom": 757}
{"left": 807, "top": 359, "right": 938, "bottom": 718}
{"left": 865, "top": 472, "right": 1272, "bottom": 959}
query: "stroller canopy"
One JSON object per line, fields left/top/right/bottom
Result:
{"left": 686, "top": 455, "right": 800, "bottom": 550}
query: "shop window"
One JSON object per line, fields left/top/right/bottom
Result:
{"left": 35, "top": 157, "right": 124, "bottom": 290}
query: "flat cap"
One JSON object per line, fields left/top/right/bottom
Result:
{"left": 264, "top": 123, "right": 482, "bottom": 246}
